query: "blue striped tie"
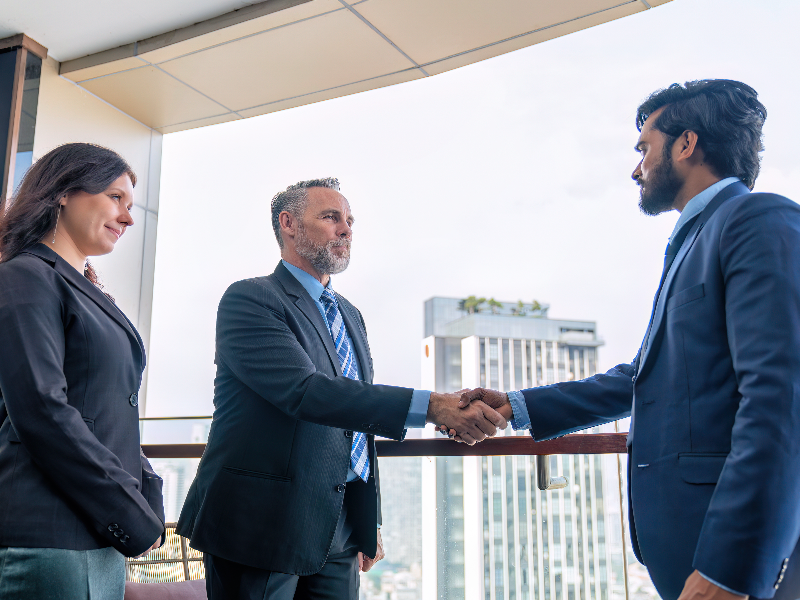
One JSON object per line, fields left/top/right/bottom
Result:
{"left": 320, "top": 288, "right": 370, "bottom": 482}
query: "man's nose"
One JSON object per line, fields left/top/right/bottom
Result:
{"left": 339, "top": 222, "right": 352, "bottom": 238}
{"left": 632, "top": 160, "right": 643, "bottom": 182}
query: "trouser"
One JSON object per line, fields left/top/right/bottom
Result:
{"left": 205, "top": 483, "right": 361, "bottom": 600}
{"left": 0, "top": 546, "right": 125, "bottom": 600}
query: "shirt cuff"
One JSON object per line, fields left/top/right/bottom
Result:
{"left": 405, "top": 390, "right": 431, "bottom": 428}
{"left": 507, "top": 390, "right": 531, "bottom": 431}
{"left": 698, "top": 572, "right": 746, "bottom": 597}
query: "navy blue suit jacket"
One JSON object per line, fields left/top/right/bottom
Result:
{"left": 519, "top": 182, "right": 800, "bottom": 599}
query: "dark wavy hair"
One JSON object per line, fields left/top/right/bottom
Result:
{"left": 0, "top": 143, "right": 136, "bottom": 296}
{"left": 636, "top": 79, "right": 766, "bottom": 189}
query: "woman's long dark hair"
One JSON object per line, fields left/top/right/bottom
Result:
{"left": 0, "top": 143, "right": 137, "bottom": 296}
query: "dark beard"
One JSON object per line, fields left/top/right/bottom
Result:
{"left": 638, "top": 145, "right": 682, "bottom": 216}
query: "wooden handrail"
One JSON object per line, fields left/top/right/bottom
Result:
{"left": 141, "top": 433, "right": 627, "bottom": 459}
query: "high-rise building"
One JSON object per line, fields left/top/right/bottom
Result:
{"left": 420, "top": 297, "right": 626, "bottom": 600}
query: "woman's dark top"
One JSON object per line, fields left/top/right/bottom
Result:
{"left": 0, "top": 244, "right": 164, "bottom": 557}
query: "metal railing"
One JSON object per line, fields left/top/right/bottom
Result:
{"left": 137, "top": 417, "right": 635, "bottom": 596}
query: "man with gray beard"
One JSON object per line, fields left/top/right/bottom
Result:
{"left": 177, "top": 178, "right": 506, "bottom": 600}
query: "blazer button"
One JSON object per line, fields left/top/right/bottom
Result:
{"left": 344, "top": 431, "right": 353, "bottom": 438}
{"left": 336, "top": 484, "right": 346, "bottom": 493}
{"left": 631, "top": 375, "right": 637, "bottom": 385}
{"left": 129, "top": 393, "right": 138, "bottom": 407}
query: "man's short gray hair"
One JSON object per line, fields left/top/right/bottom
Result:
{"left": 270, "top": 178, "right": 340, "bottom": 249}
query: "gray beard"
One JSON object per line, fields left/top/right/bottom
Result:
{"left": 295, "top": 228, "right": 351, "bottom": 275}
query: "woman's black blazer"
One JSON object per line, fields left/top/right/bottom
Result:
{"left": 0, "top": 244, "right": 164, "bottom": 557}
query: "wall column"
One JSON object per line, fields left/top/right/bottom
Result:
{"left": 0, "top": 34, "right": 47, "bottom": 201}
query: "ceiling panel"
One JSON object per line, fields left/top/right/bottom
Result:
{"left": 236, "top": 68, "right": 424, "bottom": 118}
{"left": 62, "top": 57, "right": 149, "bottom": 83}
{"left": 158, "top": 9, "right": 416, "bottom": 112}
{"left": 355, "top": 0, "right": 632, "bottom": 65}
{"left": 0, "top": 0, "right": 276, "bottom": 62}
{"left": 157, "top": 112, "right": 241, "bottom": 134}
{"left": 423, "top": 2, "right": 642, "bottom": 75}
{"left": 80, "top": 66, "right": 228, "bottom": 129}
{"left": 16, "top": 0, "right": 671, "bottom": 133}
{"left": 138, "top": 0, "right": 343, "bottom": 65}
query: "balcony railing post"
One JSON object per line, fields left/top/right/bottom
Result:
{"left": 536, "top": 454, "right": 568, "bottom": 491}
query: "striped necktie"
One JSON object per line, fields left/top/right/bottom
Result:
{"left": 319, "top": 288, "right": 369, "bottom": 482}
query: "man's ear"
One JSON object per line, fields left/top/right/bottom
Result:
{"left": 675, "top": 130, "right": 701, "bottom": 163}
{"left": 279, "top": 211, "right": 297, "bottom": 242}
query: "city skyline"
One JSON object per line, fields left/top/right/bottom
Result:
{"left": 143, "top": 0, "right": 800, "bottom": 418}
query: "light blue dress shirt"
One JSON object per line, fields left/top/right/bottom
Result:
{"left": 668, "top": 177, "right": 739, "bottom": 246}
{"left": 504, "top": 178, "right": 746, "bottom": 596}
{"left": 282, "top": 261, "right": 431, "bottom": 478}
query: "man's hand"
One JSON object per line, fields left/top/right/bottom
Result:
{"left": 359, "top": 529, "right": 385, "bottom": 572}
{"left": 459, "top": 388, "right": 513, "bottom": 420}
{"left": 427, "top": 391, "right": 507, "bottom": 445}
{"left": 677, "top": 571, "right": 747, "bottom": 600}
{"left": 436, "top": 388, "right": 514, "bottom": 441}
{"left": 135, "top": 537, "right": 163, "bottom": 559}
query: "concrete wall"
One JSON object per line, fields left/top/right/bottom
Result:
{"left": 33, "top": 56, "right": 162, "bottom": 414}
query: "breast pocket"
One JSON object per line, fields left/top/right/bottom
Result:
{"left": 667, "top": 283, "right": 705, "bottom": 312}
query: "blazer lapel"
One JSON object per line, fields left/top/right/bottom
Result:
{"left": 638, "top": 223, "right": 704, "bottom": 371}
{"left": 22, "top": 245, "right": 144, "bottom": 367}
{"left": 337, "top": 297, "right": 371, "bottom": 383}
{"left": 273, "top": 262, "right": 341, "bottom": 375}
{"left": 638, "top": 181, "right": 750, "bottom": 374}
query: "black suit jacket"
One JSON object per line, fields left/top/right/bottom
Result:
{"left": 0, "top": 244, "right": 165, "bottom": 557}
{"left": 176, "top": 262, "right": 413, "bottom": 575}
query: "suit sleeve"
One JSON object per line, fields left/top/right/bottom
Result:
{"left": 520, "top": 361, "right": 635, "bottom": 441}
{"left": 141, "top": 450, "right": 166, "bottom": 546}
{"left": 216, "top": 279, "right": 413, "bottom": 441}
{"left": 692, "top": 196, "right": 800, "bottom": 597}
{"left": 0, "top": 266, "right": 164, "bottom": 557}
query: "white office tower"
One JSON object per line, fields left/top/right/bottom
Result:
{"left": 420, "top": 298, "right": 626, "bottom": 600}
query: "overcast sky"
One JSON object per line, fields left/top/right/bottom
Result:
{"left": 144, "top": 0, "right": 800, "bottom": 416}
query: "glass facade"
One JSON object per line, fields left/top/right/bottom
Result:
{"left": 421, "top": 296, "right": 625, "bottom": 600}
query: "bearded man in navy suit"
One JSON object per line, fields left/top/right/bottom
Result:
{"left": 456, "top": 80, "right": 800, "bottom": 600}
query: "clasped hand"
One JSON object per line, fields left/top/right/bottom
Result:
{"left": 427, "top": 388, "right": 513, "bottom": 445}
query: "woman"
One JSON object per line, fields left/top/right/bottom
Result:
{"left": 0, "top": 143, "right": 165, "bottom": 599}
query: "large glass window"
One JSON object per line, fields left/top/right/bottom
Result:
{"left": 13, "top": 51, "right": 41, "bottom": 191}
{"left": 514, "top": 340, "right": 523, "bottom": 390}
{"left": 502, "top": 339, "right": 511, "bottom": 391}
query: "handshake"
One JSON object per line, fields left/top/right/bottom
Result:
{"left": 426, "top": 388, "right": 513, "bottom": 445}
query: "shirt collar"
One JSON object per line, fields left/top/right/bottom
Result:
{"left": 281, "top": 259, "right": 332, "bottom": 301}
{"left": 669, "top": 177, "right": 740, "bottom": 244}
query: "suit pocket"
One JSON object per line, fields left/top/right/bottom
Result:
{"left": 678, "top": 453, "right": 727, "bottom": 484}
{"left": 222, "top": 466, "right": 291, "bottom": 482}
{"left": 667, "top": 283, "right": 705, "bottom": 312}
